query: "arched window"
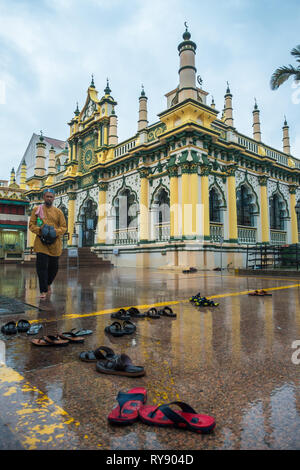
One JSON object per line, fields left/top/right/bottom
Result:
{"left": 236, "top": 185, "right": 255, "bottom": 226}
{"left": 269, "top": 194, "right": 285, "bottom": 230}
{"left": 115, "top": 189, "right": 137, "bottom": 230}
{"left": 209, "top": 188, "right": 221, "bottom": 223}
{"left": 156, "top": 188, "right": 170, "bottom": 225}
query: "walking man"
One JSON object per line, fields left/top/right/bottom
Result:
{"left": 29, "top": 189, "right": 67, "bottom": 299}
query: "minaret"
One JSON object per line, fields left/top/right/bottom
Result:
{"left": 138, "top": 85, "right": 148, "bottom": 131}
{"left": 177, "top": 23, "right": 197, "bottom": 103}
{"left": 34, "top": 131, "right": 46, "bottom": 177}
{"left": 252, "top": 98, "right": 261, "bottom": 142}
{"left": 224, "top": 82, "right": 234, "bottom": 127}
{"left": 19, "top": 160, "right": 27, "bottom": 189}
{"left": 282, "top": 116, "right": 291, "bottom": 155}
{"left": 108, "top": 106, "right": 118, "bottom": 146}
{"left": 48, "top": 145, "right": 56, "bottom": 174}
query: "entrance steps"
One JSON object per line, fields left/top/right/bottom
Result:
{"left": 20, "top": 247, "right": 113, "bottom": 268}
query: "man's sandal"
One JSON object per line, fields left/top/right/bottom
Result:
{"left": 108, "top": 388, "right": 147, "bottom": 425}
{"left": 79, "top": 346, "right": 116, "bottom": 362}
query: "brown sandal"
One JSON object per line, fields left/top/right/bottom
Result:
{"left": 59, "top": 332, "right": 85, "bottom": 343}
{"left": 31, "top": 335, "right": 69, "bottom": 347}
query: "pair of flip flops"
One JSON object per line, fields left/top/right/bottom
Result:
{"left": 31, "top": 328, "right": 92, "bottom": 347}
{"left": 146, "top": 306, "right": 177, "bottom": 319}
{"left": 190, "top": 293, "right": 219, "bottom": 307}
{"left": 108, "top": 388, "right": 215, "bottom": 434}
{"left": 248, "top": 290, "right": 272, "bottom": 296}
{"left": 111, "top": 306, "right": 177, "bottom": 321}
{"left": 182, "top": 267, "right": 197, "bottom": 274}
{"left": 1, "top": 319, "right": 31, "bottom": 335}
{"left": 105, "top": 320, "right": 136, "bottom": 337}
{"left": 79, "top": 346, "right": 145, "bottom": 377}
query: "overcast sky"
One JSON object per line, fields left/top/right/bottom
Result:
{"left": 0, "top": 0, "right": 300, "bottom": 181}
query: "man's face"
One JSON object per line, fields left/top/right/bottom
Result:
{"left": 43, "top": 192, "right": 55, "bottom": 207}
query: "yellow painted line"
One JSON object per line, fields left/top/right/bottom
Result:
{"left": 0, "top": 365, "right": 94, "bottom": 450}
{"left": 30, "top": 282, "right": 300, "bottom": 324}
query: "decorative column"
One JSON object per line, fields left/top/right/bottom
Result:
{"left": 19, "top": 160, "right": 27, "bottom": 189}
{"left": 283, "top": 117, "right": 291, "bottom": 155}
{"left": 177, "top": 24, "right": 198, "bottom": 103}
{"left": 200, "top": 164, "right": 210, "bottom": 240}
{"left": 9, "top": 168, "right": 16, "bottom": 186}
{"left": 181, "top": 162, "right": 199, "bottom": 238}
{"left": 224, "top": 83, "right": 234, "bottom": 127}
{"left": 139, "top": 168, "right": 149, "bottom": 243}
{"left": 259, "top": 175, "right": 270, "bottom": 243}
{"left": 67, "top": 192, "right": 76, "bottom": 246}
{"left": 97, "top": 182, "right": 108, "bottom": 244}
{"left": 289, "top": 185, "right": 299, "bottom": 244}
{"left": 48, "top": 146, "right": 56, "bottom": 174}
{"left": 168, "top": 165, "right": 179, "bottom": 239}
{"left": 108, "top": 109, "right": 118, "bottom": 146}
{"left": 252, "top": 98, "right": 262, "bottom": 142}
{"left": 34, "top": 132, "right": 46, "bottom": 177}
{"left": 226, "top": 164, "right": 238, "bottom": 242}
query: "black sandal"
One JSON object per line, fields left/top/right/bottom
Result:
{"left": 79, "top": 346, "right": 116, "bottom": 362}
{"left": 158, "top": 306, "right": 177, "bottom": 318}
{"left": 17, "top": 319, "right": 31, "bottom": 333}
{"left": 1, "top": 321, "right": 17, "bottom": 335}
{"left": 127, "top": 307, "right": 146, "bottom": 318}
{"left": 146, "top": 308, "right": 160, "bottom": 319}
{"left": 111, "top": 309, "right": 131, "bottom": 320}
{"left": 96, "top": 354, "right": 145, "bottom": 377}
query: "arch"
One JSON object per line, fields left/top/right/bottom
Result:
{"left": 112, "top": 185, "right": 138, "bottom": 231}
{"left": 236, "top": 183, "right": 259, "bottom": 227}
{"left": 269, "top": 190, "right": 289, "bottom": 231}
{"left": 209, "top": 187, "right": 223, "bottom": 223}
{"left": 77, "top": 196, "right": 97, "bottom": 246}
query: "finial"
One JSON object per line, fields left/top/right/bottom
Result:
{"left": 39, "top": 130, "right": 44, "bottom": 142}
{"left": 197, "top": 75, "right": 203, "bottom": 88}
{"left": 211, "top": 96, "right": 215, "bottom": 105}
{"left": 74, "top": 101, "right": 80, "bottom": 116}
{"left": 141, "top": 84, "right": 146, "bottom": 97}
{"left": 90, "top": 74, "right": 95, "bottom": 88}
{"left": 284, "top": 115, "right": 288, "bottom": 126}
{"left": 183, "top": 21, "right": 191, "bottom": 40}
{"left": 254, "top": 97, "right": 258, "bottom": 110}
{"left": 226, "top": 81, "right": 230, "bottom": 94}
{"left": 104, "top": 78, "right": 111, "bottom": 95}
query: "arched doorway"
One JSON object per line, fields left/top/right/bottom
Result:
{"left": 82, "top": 199, "right": 97, "bottom": 247}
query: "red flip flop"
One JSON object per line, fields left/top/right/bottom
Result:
{"left": 139, "top": 401, "right": 216, "bottom": 434}
{"left": 108, "top": 387, "right": 147, "bottom": 425}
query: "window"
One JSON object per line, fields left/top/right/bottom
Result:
{"left": 0, "top": 204, "right": 25, "bottom": 215}
{"left": 209, "top": 188, "right": 221, "bottom": 223}
{"left": 236, "top": 185, "right": 254, "bottom": 226}
{"left": 270, "top": 194, "right": 285, "bottom": 230}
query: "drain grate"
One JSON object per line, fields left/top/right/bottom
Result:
{"left": 0, "top": 296, "right": 40, "bottom": 315}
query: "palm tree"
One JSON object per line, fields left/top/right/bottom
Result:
{"left": 270, "top": 45, "right": 300, "bottom": 90}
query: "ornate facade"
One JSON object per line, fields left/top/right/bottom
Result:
{"left": 20, "top": 27, "right": 300, "bottom": 269}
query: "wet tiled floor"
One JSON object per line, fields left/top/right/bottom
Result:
{"left": 0, "top": 264, "right": 300, "bottom": 450}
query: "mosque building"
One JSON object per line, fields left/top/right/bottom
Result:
{"left": 14, "top": 26, "right": 300, "bottom": 269}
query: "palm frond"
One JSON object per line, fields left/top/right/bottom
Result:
{"left": 291, "top": 45, "right": 300, "bottom": 62}
{"left": 270, "top": 65, "right": 299, "bottom": 90}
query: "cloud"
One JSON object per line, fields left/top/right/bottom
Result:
{"left": 0, "top": 0, "right": 300, "bottom": 181}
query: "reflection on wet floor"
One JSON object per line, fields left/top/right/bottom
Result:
{"left": 0, "top": 264, "right": 300, "bottom": 450}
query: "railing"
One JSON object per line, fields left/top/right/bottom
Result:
{"left": 270, "top": 229, "right": 287, "bottom": 245}
{"left": 155, "top": 222, "right": 170, "bottom": 242}
{"left": 113, "top": 227, "right": 138, "bottom": 245}
{"left": 238, "top": 226, "right": 257, "bottom": 244}
{"left": 237, "top": 136, "right": 258, "bottom": 154}
{"left": 210, "top": 222, "right": 224, "bottom": 242}
{"left": 114, "top": 139, "right": 137, "bottom": 158}
{"left": 265, "top": 147, "right": 288, "bottom": 166}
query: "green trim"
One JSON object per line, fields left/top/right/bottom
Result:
{"left": 0, "top": 199, "right": 29, "bottom": 205}
{"left": 0, "top": 224, "right": 27, "bottom": 230}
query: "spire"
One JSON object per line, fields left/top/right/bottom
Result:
{"left": 224, "top": 82, "right": 234, "bottom": 127}
{"left": 35, "top": 131, "right": 46, "bottom": 177}
{"left": 138, "top": 84, "right": 148, "bottom": 133}
{"left": 48, "top": 145, "right": 56, "bottom": 175}
{"left": 282, "top": 115, "right": 291, "bottom": 154}
{"left": 252, "top": 97, "right": 261, "bottom": 142}
{"left": 90, "top": 74, "right": 95, "bottom": 88}
{"left": 211, "top": 96, "right": 215, "bottom": 109}
{"left": 177, "top": 23, "right": 197, "bottom": 103}
{"left": 104, "top": 78, "right": 111, "bottom": 95}
{"left": 74, "top": 101, "right": 80, "bottom": 116}
{"left": 39, "top": 130, "right": 44, "bottom": 142}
